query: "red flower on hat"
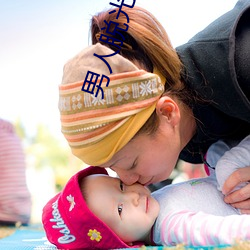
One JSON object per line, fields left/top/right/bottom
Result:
{"left": 88, "top": 229, "right": 102, "bottom": 242}
{"left": 66, "top": 194, "right": 76, "bottom": 211}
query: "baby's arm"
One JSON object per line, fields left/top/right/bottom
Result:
{"left": 205, "top": 139, "right": 231, "bottom": 178}
{"left": 159, "top": 210, "right": 250, "bottom": 247}
{"left": 215, "top": 135, "right": 250, "bottom": 193}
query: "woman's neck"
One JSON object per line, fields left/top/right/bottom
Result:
{"left": 179, "top": 103, "right": 197, "bottom": 149}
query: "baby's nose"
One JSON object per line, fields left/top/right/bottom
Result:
{"left": 126, "top": 191, "right": 140, "bottom": 206}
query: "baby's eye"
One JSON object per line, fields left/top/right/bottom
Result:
{"left": 118, "top": 204, "right": 123, "bottom": 216}
{"left": 120, "top": 180, "right": 124, "bottom": 191}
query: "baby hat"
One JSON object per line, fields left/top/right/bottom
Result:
{"left": 59, "top": 43, "right": 165, "bottom": 166}
{"left": 42, "top": 166, "right": 141, "bottom": 249}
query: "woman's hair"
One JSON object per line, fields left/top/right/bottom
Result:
{"left": 90, "top": 6, "right": 194, "bottom": 135}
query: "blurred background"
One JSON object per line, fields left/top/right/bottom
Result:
{"left": 0, "top": 0, "right": 238, "bottom": 223}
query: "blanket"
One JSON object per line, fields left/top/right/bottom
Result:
{"left": 0, "top": 225, "right": 248, "bottom": 250}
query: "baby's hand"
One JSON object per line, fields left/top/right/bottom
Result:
{"left": 223, "top": 166, "right": 250, "bottom": 214}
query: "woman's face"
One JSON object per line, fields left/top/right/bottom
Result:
{"left": 100, "top": 119, "right": 182, "bottom": 186}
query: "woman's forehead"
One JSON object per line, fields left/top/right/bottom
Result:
{"left": 101, "top": 134, "right": 148, "bottom": 168}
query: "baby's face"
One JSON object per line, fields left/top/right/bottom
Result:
{"left": 84, "top": 175, "right": 160, "bottom": 244}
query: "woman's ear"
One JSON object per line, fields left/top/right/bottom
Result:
{"left": 156, "top": 96, "right": 180, "bottom": 126}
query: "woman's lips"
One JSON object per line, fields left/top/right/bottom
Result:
{"left": 143, "top": 177, "right": 154, "bottom": 186}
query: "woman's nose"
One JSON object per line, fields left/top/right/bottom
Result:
{"left": 112, "top": 168, "right": 139, "bottom": 185}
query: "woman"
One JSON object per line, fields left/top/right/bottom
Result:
{"left": 59, "top": 0, "right": 250, "bottom": 211}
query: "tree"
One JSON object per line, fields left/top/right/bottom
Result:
{"left": 14, "top": 120, "right": 85, "bottom": 191}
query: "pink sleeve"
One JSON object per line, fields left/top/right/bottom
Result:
{"left": 160, "top": 210, "right": 250, "bottom": 246}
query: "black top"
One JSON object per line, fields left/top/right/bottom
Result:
{"left": 176, "top": 0, "right": 250, "bottom": 164}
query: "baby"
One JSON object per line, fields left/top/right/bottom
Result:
{"left": 42, "top": 135, "right": 250, "bottom": 249}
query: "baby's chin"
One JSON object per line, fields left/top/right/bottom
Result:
{"left": 146, "top": 196, "right": 160, "bottom": 225}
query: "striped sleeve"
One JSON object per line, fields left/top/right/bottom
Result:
{"left": 0, "top": 119, "right": 31, "bottom": 224}
{"left": 160, "top": 210, "right": 250, "bottom": 246}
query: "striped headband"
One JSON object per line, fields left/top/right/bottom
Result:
{"left": 59, "top": 43, "right": 165, "bottom": 165}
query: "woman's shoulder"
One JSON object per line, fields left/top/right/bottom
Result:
{"left": 176, "top": 0, "right": 250, "bottom": 123}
